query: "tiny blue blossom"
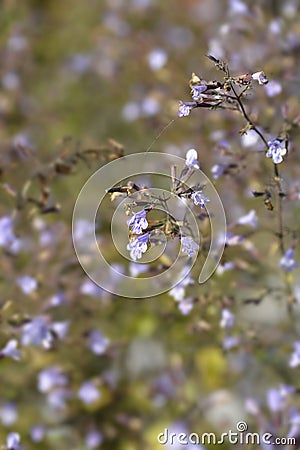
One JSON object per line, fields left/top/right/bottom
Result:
{"left": 0, "top": 402, "right": 18, "bottom": 426}
{"left": 5, "top": 432, "right": 23, "bottom": 450}
{"left": 237, "top": 209, "right": 258, "bottom": 228}
{"left": 127, "top": 209, "right": 148, "bottom": 234}
{"left": 191, "top": 191, "right": 210, "bottom": 208}
{"left": 47, "top": 388, "right": 71, "bottom": 410}
{"left": 220, "top": 308, "right": 235, "bottom": 329}
{"left": 178, "top": 297, "right": 194, "bottom": 315}
{"left": 88, "top": 330, "right": 110, "bottom": 355}
{"left": 127, "top": 233, "right": 150, "bottom": 260}
{"left": 30, "top": 425, "right": 45, "bottom": 443}
{"left": 289, "top": 341, "right": 300, "bottom": 368}
{"left": 178, "top": 101, "right": 196, "bottom": 117}
{"left": 85, "top": 430, "right": 103, "bottom": 449}
{"left": 191, "top": 84, "right": 207, "bottom": 100}
{"left": 251, "top": 71, "right": 268, "bottom": 85}
{"left": 267, "top": 388, "right": 283, "bottom": 413}
{"left": 0, "top": 339, "right": 21, "bottom": 361}
{"left": 0, "top": 216, "right": 16, "bottom": 248}
{"left": 279, "top": 248, "right": 298, "bottom": 272}
{"left": 16, "top": 275, "right": 37, "bottom": 295}
{"left": 21, "top": 317, "right": 53, "bottom": 348}
{"left": 211, "top": 163, "right": 225, "bottom": 179}
{"left": 78, "top": 381, "right": 101, "bottom": 405}
{"left": 185, "top": 149, "right": 200, "bottom": 169}
{"left": 266, "top": 139, "right": 287, "bottom": 164}
{"left": 181, "top": 236, "right": 199, "bottom": 257}
{"left": 129, "top": 262, "right": 149, "bottom": 277}
{"left": 38, "top": 366, "right": 68, "bottom": 393}
{"left": 223, "top": 336, "right": 239, "bottom": 350}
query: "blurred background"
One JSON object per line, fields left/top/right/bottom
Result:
{"left": 1, "top": 0, "right": 300, "bottom": 449}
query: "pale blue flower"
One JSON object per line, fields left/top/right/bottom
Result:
{"left": 78, "top": 381, "right": 101, "bottom": 405}
{"left": 85, "top": 430, "right": 103, "bottom": 449}
{"left": 178, "top": 297, "right": 194, "bottom": 315}
{"left": 0, "top": 339, "right": 21, "bottom": 361}
{"left": 237, "top": 210, "right": 258, "bottom": 228}
{"left": 279, "top": 248, "right": 298, "bottom": 272}
{"left": 5, "top": 432, "right": 23, "bottom": 450}
{"left": 266, "top": 139, "right": 286, "bottom": 164}
{"left": 16, "top": 275, "right": 37, "bottom": 295}
{"left": 0, "top": 402, "right": 18, "bottom": 426}
{"left": 127, "top": 210, "right": 148, "bottom": 234}
{"left": 38, "top": 366, "right": 68, "bottom": 393}
{"left": 191, "top": 191, "right": 210, "bottom": 208}
{"left": 178, "top": 101, "right": 193, "bottom": 117}
{"left": 88, "top": 330, "right": 110, "bottom": 355}
{"left": 21, "top": 317, "right": 53, "bottom": 348}
{"left": 127, "top": 233, "right": 150, "bottom": 260}
{"left": 181, "top": 236, "right": 199, "bottom": 257}
{"left": 252, "top": 71, "right": 268, "bottom": 85}
{"left": 289, "top": 341, "right": 300, "bottom": 367}
{"left": 30, "top": 425, "right": 46, "bottom": 443}
{"left": 220, "top": 309, "right": 235, "bottom": 329}
{"left": 185, "top": 149, "right": 200, "bottom": 169}
{"left": 223, "top": 336, "right": 239, "bottom": 350}
{"left": 191, "top": 84, "right": 207, "bottom": 101}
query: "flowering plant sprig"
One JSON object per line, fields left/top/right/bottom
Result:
{"left": 179, "top": 55, "right": 299, "bottom": 311}
{"left": 107, "top": 149, "right": 209, "bottom": 262}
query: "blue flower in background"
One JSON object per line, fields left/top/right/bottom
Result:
{"left": 127, "top": 233, "right": 150, "bottom": 260}
{"left": 5, "top": 432, "right": 23, "bottom": 450}
{"left": 127, "top": 209, "right": 148, "bottom": 234}
{"left": 0, "top": 339, "right": 21, "bottom": 361}
{"left": 289, "top": 341, "right": 300, "bottom": 368}
{"left": 220, "top": 309, "right": 235, "bottom": 329}
{"left": 78, "top": 381, "right": 101, "bottom": 405}
{"left": 279, "top": 248, "right": 298, "bottom": 272}
{"left": 181, "top": 236, "right": 199, "bottom": 257}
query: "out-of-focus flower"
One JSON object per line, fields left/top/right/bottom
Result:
{"left": 287, "top": 411, "right": 300, "bottom": 440}
{"left": 178, "top": 101, "right": 196, "bottom": 118}
{"left": 2, "top": 72, "right": 20, "bottom": 91}
{"left": 223, "top": 336, "right": 239, "bottom": 350}
{"left": 78, "top": 381, "right": 101, "bottom": 405}
{"left": 216, "top": 261, "right": 235, "bottom": 275}
{"left": 266, "top": 139, "right": 287, "bottom": 164}
{"left": 267, "top": 388, "right": 283, "bottom": 413}
{"left": 51, "top": 321, "right": 70, "bottom": 341}
{"left": 16, "top": 276, "right": 37, "bottom": 295}
{"left": 141, "top": 97, "right": 160, "bottom": 116}
{"left": 47, "top": 388, "right": 71, "bottom": 410}
{"left": 211, "top": 163, "right": 225, "bottom": 179}
{"left": 88, "top": 330, "right": 110, "bottom": 355}
{"left": 5, "top": 432, "right": 22, "bottom": 450}
{"left": 0, "top": 340, "right": 21, "bottom": 361}
{"left": 127, "top": 210, "right": 148, "bottom": 234}
{"left": 21, "top": 317, "right": 53, "bottom": 348}
{"left": 245, "top": 398, "right": 260, "bottom": 416}
{"left": 30, "top": 425, "right": 45, "bottom": 442}
{"left": 85, "top": 430, "right": 103, "bottom": 449}
{"left": 265, "top": 80, "right": 282, "bottom": 97}
{"left": 191, "top": 191, "right": 210, "bottom": 208}
{"left": 220, "top": 309, "right": 235, "bottom": 329}
{"left": 122, "top": 101, "right": 140, "bottom": 121}
{"left": 185, "top": 149, "right": 200, "bottom": 169}
{"left": 289, "top": 341, "right": 300, "bottom": 368}
{"left": 181, "top": 236, "right": 199, "bottom": 257}
{"left": 237, "top": 210, "right": 258, "bottom": 228}
{"left": 129, "top": 262, "right": 149, "bottom": 277}
{"left": 279, "top": 248, "right": 298, "bottom": 272}
{"left": 251, "top": 71, "right": 268, "bottom": 85}
{"left": 0, "top": 402, "right": 18, "bottom": 426}
{"left": 80, "top": 278, "right": 105, "bottom": 297}
{"left": 178, "top": 297, "right": 194, "bottom": 315}
{"left": 168, "top": 273, "right": 194, "bottom": 302}
{"left": 147, "top": 48, "right": 168, "bottom": 71}
{"left": 241, "top": 129, "right": 260, "bottom": 147}
{"left": 0, "top": 217, "right": 14, "bottom": 246}
{"left": 127, "top": 233, "right": 150, "bottom": 260}
{"left": 48, "top": 292, "right": 67, "bottom": 307}
{"left": 38, "top": 367, "right": 68, "bottom": 393}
